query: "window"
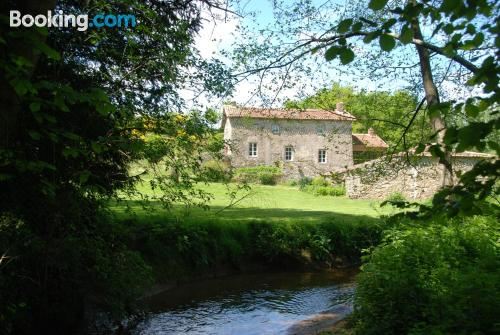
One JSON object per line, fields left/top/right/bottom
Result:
{"left": 271, "top": 124, "right": 280, "bottom": 134}
{"left": 248, "top": 142, "right": 257, "bottom": 157}
{"left": 318, "top": 149, "right": 327, "bottom": 163}
{"left": 284, "top": 146, "right": 293, "bottom": 161}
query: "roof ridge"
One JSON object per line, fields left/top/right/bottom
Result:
{"left": 223, "top": 105, "right": 356, "bottom": 121}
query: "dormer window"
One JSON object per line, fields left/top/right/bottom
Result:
{"left": 271, "top": 124, "right": 280, "bottom": 134}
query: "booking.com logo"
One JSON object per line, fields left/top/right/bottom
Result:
{"left": 10, "top": 10, "right": 137, "bottom": 31}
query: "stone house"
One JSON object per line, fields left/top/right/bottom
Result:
{"left": 222, "top": 103, "right": 362, "bottom": 179}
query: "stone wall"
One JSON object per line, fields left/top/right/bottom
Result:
{"left": 345, "top": 155, "right": 488, "bottom": 200}
{"left": 225, "top": 117, "right": 353, "bottom": 179}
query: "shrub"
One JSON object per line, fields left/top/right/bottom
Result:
{"left": 259, "top": 172, "right": 279, "bottom": 185}
{"left": 233, "top": 166, "right": 282, "bottom": 185}
{"left": 127, "top": 217, "right": 384, "bottom": 280}
{"left": 384, "top": 191, "right": 407, "bottom": 203}
{"left": 250, "top": 221, "right": 308, "bottom": 262}
{"left": 298, "top": 176, "right": 313, "bottom": 189}
{"left": 249, "top": 219, "right": 383, "bottom": 265}
{"left": 301, "top": 177, "right": 345, "bottom": 197}
{"left": 354, "top": 215, "right": 500, "bottom": 335}
{"left": 0, "top": 209, "right": 153, "bottom": 334}
{"left": 315, "top": 185, "right": 346, "bottom": 196}
{"left": 201, "top": 159, "right": 231, "bottom": 182}
{"left": 311, "top": 176, "right": 329, "bottom": 187}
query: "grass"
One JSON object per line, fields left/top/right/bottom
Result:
{"left": 107, "top": 181, "right": 394, "bottom": 280}
{"left": 111, "top": 182, "right": 392, "bottom": 224}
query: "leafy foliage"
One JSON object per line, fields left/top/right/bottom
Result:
{"left": 301, "top": 176, "right": 346, "bottom": 197}
{"left": 200, "top": 159, "right": 232, "bottom": 182}
{"left": 355, "top": 215, "right": 500, "bottom": 335}
{"left": 233, "top": 165, "right": 283, "bottom": 185}
{"left": 111, "top": 214, "right": 383, "bottom": 280}
{"left": 0, "top": 0, "right": 232, "bottom": 333}
{"left": 231, "top": 0, "right": 499, "bottom": 216}
{"left": 285, "top": 83, "right": 427, "bottom": 149}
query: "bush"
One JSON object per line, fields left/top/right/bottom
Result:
{"left": 259, "top": 172, "right": 279, "bottom": 185}
{"left": 249, "top": 219, "right": 383, "bottom": 265}
{"left": 314, "top": 185, "right": 346, "bottom": 196}
{"left": 0, "top": 207, "right": 153, "bottom": 335}
{"left": 122, "top": 215, "right": 384, "bottom": 281}
{"left": 298, "top": 176, "right": 313, "bottom": 189}
{"left": 301, "top": 177, "right": 346, "bottom": 197}
{"left": 384, "top": 191, "right": 407, "bottom": 203}
{"left": 201, "top": 159, "right": 231, "bottom": 182}
{"left": 311, "top": 176, "right": 329, "bottom": 187}
{"left": 233, "top": 166, "right": 282, "bottom": 185}
{"left": 354, "top": 215, "right": 500, "bottom": 335}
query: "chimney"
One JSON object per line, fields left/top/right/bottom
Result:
{"left": 368, "top": 127, "right": 375, "bottom": 136}
{"left": 336, "top": 102, "right": 344, "bottom": 112}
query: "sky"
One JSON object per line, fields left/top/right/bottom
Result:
{"left": 189, "top": 0, "right": 482, "bottom": 110}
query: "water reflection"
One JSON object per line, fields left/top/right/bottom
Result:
{"left": 133, "top": 271, "right": 356, "bottom": 335}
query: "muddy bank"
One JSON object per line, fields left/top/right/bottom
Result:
{"left": 286, "top": 303, "right": 352, "bottom": 335}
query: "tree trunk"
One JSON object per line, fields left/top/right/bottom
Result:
{"left": 410, "top": 12, "right": 454, "bottom": 186}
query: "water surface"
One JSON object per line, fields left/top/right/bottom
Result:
{"left": 133, "top": 270, "right": 356, "bottom": 335}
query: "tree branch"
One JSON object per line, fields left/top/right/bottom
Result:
{"left": 311, "top": 31, "right": 479, "bottom": 74}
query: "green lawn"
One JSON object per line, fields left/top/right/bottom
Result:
{"left": 111, "top": 182, "right": 394, "bottom": 224}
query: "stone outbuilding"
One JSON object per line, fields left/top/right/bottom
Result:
{"left": 352, "top": 128, "right": 388, "bottom": 164}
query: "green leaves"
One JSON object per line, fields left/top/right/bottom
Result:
{"left": 337, "top": 19, "right": 353, "bottom": 33}
{"left": 324, "top": 46, "right": 340, "bottom": 61}
{"left": 79, "top": 171, "right": 91, "bottom": 184}
{"left": 28, "top": 130, "right": 41, "bottom": 141}
{"left": 9, "top": 78, "right": 35, "bottom": 96}
{"left": 444, "top": 121, "right": 494, "bottom": 152}
{"left": 324, "top": 46, "right": 355, "bottom": 64}
{"left": 379, "top": 34, "right": 396, "bottom": 51}
{"left": 29, "top": 102, "right": 41, "bottom": 112}
{"left": 465, "top": 103, "right": 479, "bottom": 117}
{"left": 363, "top": 31, "right": 379, "bottom": 43}
{"left": 399, "top": 26, "right": 413, "bottom": 44}
{"left": 339, "top": 48, "right": 355, "bottom": 64}
{"left": 368, "top": 0, "right": 388, "bottom": 11}
{"left": 31, "top": 39, "right": 61, "bottom": 61}
{"left": 351, "top": 21, "right": 363, "bottom": 32}
{"left": 440, "top": 0, "right": 460, "bottom": 13}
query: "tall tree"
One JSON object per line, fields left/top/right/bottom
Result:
{"left": 231, "top": 0, "right": 499, "bottom": 214}
{"left": 285, "top": 83, "right": 426, "bottom": 149}
{"left": 0, "top": 0, "right": 231, "bottom": 333}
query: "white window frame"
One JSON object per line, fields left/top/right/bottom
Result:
{"left": 318, "top": 149, "right": 327, "bottom": 163}
{"left": 284, "top": 146, "right": 293, "bottom": 161}
{"left": 271, "top": 124, "right": 280, "bottom": 134}
{"left": 248, "top": 142, "right": 258, "bottom": 157}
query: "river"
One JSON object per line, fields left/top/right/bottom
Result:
{"left": 131, "top": 269, "right": 357, "bottom": 335}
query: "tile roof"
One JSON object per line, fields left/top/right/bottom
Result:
{"left": 223, "top": 105, "right": 355, "bottom": 121}
{"left": 352, "top": 133, "right": 389, "bottom": 149}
